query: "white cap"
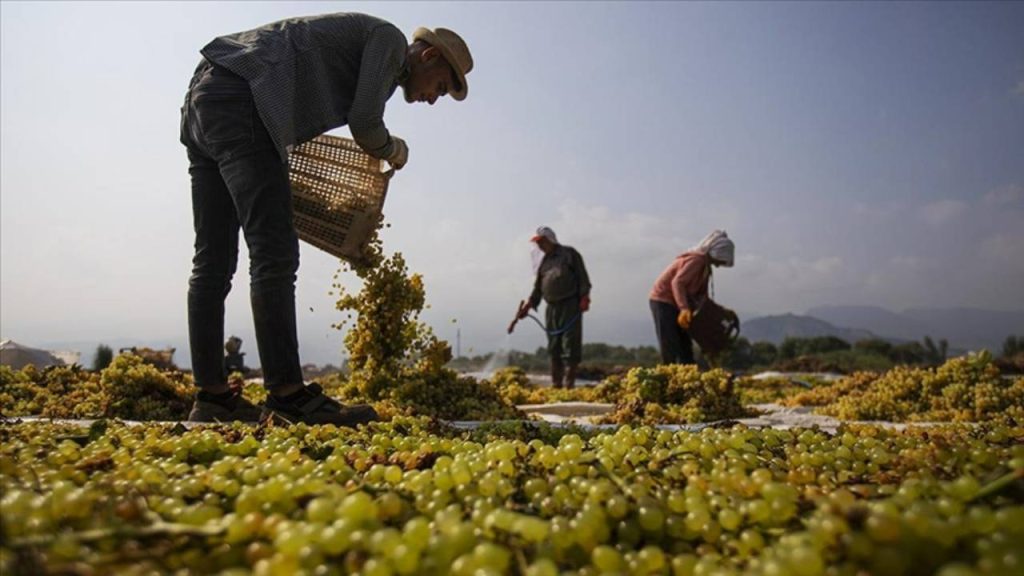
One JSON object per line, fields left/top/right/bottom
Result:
{"left": 530, "top": 226, "right": 558, "bottom": 244}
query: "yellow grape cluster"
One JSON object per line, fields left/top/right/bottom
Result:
{"left": 597, "top": 365, "right": 753, "bottom": 425}
{"left": 332, "top": 233, "right": 448, "bottom": 394}
{"left": 486, "top": 368, "right": 826, "bottom": 409}
{"left": 0, "top": 355, "right": 195, "bottom": 421}
{"left": 326, "top": 232, "right": 521, "bottom": 421}
{"left": 784, "top": 372, "right": 878, "bottom": 408}
{"left": 390, "top": 371, "right": 523, "bottom": 421}
{"left": 313, "top": 368, "right": 520, "bottom": 422}
{"left": 487, "top": 367, "right": 605, "bottom": 406}
{"left": 733, "top": 376, "right": 816, "bottom": 405}
{"left": 788, "top": 353, "right": 1024, "bottom": 423}
{"left": 99, "top": 355, "right": 196, "bottom": 421}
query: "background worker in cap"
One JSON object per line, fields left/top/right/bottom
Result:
{"left": 513, "top": 227, "right": 592, "bottom": 388}
{"left": 180, "top": 13, "right": 473, "bottom": 424}
{"left": 649, "top": 230, "right": 736, "bottom": 364}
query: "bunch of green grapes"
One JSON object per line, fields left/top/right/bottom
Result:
{"left": 734, "top": 376, "right": 815, "bottom": 405}
{"left": 240, "top": 375, "right": 267, "bottom": 405}
{"left": 487, "top": 367, "right": 606, "bottom": 406}
{"left": 312, "top": 367, "right": 520, "bottom": 422}
{"left": 388, "top": 368, "right": 522, "bottom": 421}
{"left": 788, "top": 353, "right": 1024, "bottom": 423}
{"left": 0, "top": 357, "right": 195, "bottom": 421}
{"left": 597, "top": 365, "right": 752, "bottom": 425}
{"left": 1, "top": 418, "right": 1022, "bottom": 576}
{"left": 333, "top": 235, "right": 437, "bottom": 399}
{"left": 0, "top": 365, "right": 48, "bottom": 416}
{"left": 326, "top": 232, "right": 523, "bottom": 421}
{"left": 97, "top": 354, "right": 195, "bottom": 421}
{"left": 784, "top": 371, "right": 880, "bottom": 408}
{"left": 0, "top": 364, "right": 108, "bottom": 419}
{"left": 487, "top": 366, "right": 532, "bottom": 390}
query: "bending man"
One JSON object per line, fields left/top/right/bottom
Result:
{"left": 181, "top": 13, "right": 473, "bottom": 424}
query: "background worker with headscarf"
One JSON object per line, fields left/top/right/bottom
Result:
{"left": 513, "top": 227, "right": 592, "bottom": 388}
{"left": 649, "top": 230, "right": 736, "bottom": 364}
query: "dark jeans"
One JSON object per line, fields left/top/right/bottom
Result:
{"left": 180, "top": 60, "right": 302, "bottom": 392}
{"left": 650, "top": 299, "right": 694, "bottom": 364}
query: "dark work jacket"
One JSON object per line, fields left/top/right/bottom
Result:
{"left": 529, "top": 245, "right": 592, "bottom": 307}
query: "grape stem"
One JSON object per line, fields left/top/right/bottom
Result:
{"left": 8, "top": 522, "right": 225, "bottom": 548}
{"left": 514, "top": 547, "right": 530, "bottom": 574}
{"left": 968, "top": 467, "right": 1024, "bottom": 502}
{"left": 593, "top": 460, "right": 630, "bottom": 494}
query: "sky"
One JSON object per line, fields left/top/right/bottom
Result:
{"left": 2, "top": 1, "right": 1023, "bottom": 367}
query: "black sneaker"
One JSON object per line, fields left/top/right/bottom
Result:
{"left": 263, "top": 384, "right": 378, "bottom": 427}
{"left": 188, "top": 390, "right": 263, "bottom": 423}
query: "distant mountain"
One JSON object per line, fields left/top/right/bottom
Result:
{"left": 742, "top": 313, "right": 876, "bottom": 345}
{"left": 808, "top": 306, "right": 1023, "bottom": 352}
{"left": 804, "top": 306, "right": 931, "bottom": 341}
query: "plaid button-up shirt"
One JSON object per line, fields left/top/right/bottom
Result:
{"left": 200, "top": 12, "right": 408, "bottom": 162}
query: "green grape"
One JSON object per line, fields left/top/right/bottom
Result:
{"left": 306, "top": 496, "right": 336, "bottom": 523}
{"left": 718, "top": 508, "right": 742, "bottom": 532}
{"left": 638, "top": 505, "right": 666, "bottom": 532}
{"left": 0, "top": 406, "right": 1022, "bottom": 576}
{"left": 524, "top": 558, "right": 559, "bottom": 576}
{"left": 319, "top": 523, "right": 352, "bottom": 555}
{"left": 592, "top": 545, "right": 624, "bottom": 572}
{"left": 472, "top": 542, "right": 511, "bottom": 572}
{"left": 391, "top": 543, "right": 420, "bottom": 575}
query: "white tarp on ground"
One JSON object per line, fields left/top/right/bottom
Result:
{"left": 3, "top": 402, "right": 962, "bottom": 434}
{"left": 0, "top": 339, "right": 66, "bottom": 370}
{"left": 749, "top": 370, "right": 845, "bottom": 382}
{"left": 495, "top": 402, "right": 951, "bottom": 434}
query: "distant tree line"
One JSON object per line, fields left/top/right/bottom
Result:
{"left": 722, "top": 335, "right": 950, "bottom": 372}
{"left": 998, "top": 335, "right": 1024, "bottom": 374}
{"left": 452, "top": 342, "right": 659, "bottom": 375}
{"left": 452, "top": 334, "right": 1024, "bottom": 376}
{"left": 1003, "top": 335, "right": 1024, "bottom": 358}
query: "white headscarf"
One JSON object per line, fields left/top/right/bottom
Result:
{"left": 692, "top": 229, "right": 734, "bottom": 267}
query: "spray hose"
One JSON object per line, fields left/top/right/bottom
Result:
{"left": 508, "top": 299, "right": 582, "bottom": 336}
{"left": 524, "top": 312, "right": 581, "bottom": 336}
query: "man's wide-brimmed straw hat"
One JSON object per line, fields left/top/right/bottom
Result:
{"left": 412, "top": 26, "right": 473, "bottom": 101}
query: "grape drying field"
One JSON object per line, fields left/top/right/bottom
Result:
{"left": 2, "top": 352, "right": 1023, "bottom": 576}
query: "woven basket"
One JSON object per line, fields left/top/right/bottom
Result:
{"left": 289, "top": 135, "right": 392, "bottom": 264}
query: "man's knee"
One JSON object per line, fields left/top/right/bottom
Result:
{"left": 189, "top": 270, "right": 234, "bottom": 298}
{"left": 248, "top": 247, "right": 298, "bottom": 289}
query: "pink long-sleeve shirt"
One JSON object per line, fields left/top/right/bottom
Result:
{"left": 649, "top": 252, "right": 711, "bottom": 311}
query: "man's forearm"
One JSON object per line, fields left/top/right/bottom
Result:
{"left": 348, "top": 25, "right": 405, "bottom": 158}
{"left": 351, "top": 125, "right": 394, "bottom": 158}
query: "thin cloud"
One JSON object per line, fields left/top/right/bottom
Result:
{"left": 983, "top": 184, "right": 1024, "bottom": 208}
{"left": 732, "top": 253, "right": 849, "bottom": 308}
{"left": 978, "top": 230, "right": 1024, "bottom": 263}
{"left": 889, "top": 255, "right": 924, "bottom": 269}
{"left": 920, "top": 199, "right": 968, "bottom": 227}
